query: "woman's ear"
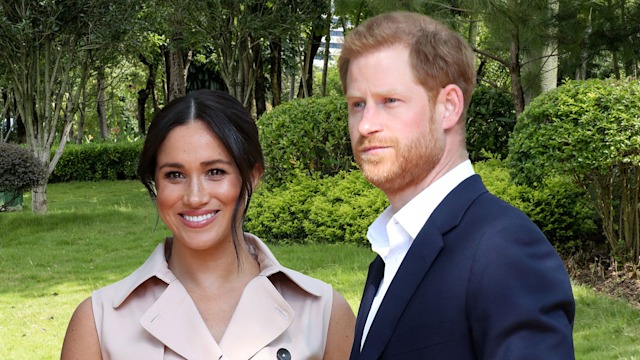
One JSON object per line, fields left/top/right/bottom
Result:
{"left": 251, "top": 164, "right": 264, "bottom": 189}
{"left": 438, "top": 84, "right": 464, "bottom": 130}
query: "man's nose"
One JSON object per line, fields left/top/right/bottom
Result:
{"left": 358, "top": 103, "right": 383, "bottom": 136}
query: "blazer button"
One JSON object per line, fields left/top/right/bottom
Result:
{"left": 276, "top": 348, "right": 291, "bottom": 360}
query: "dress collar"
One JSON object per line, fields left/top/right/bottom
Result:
{"left": 112, "top": 233, "right": 323, "bottom": 308}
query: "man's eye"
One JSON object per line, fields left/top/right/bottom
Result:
{"left": 386, "top": 98, "right": 398, "bottom": 104}
{"left": 352, "top": 101, "right": 365, "bottom": 109}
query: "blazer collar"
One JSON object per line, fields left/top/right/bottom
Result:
{"left": 359, "top": 175, "right": 488, "bottom": 359}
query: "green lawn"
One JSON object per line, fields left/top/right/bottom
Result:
{"left": 1, "top": 180, "right": 639, "bottom": 359}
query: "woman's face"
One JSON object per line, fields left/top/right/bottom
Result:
{"left": 154, "top": 120, "right": 243, "bottom": 252}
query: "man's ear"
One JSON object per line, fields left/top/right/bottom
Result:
{"left": 438, "top": 84, "right": 465, "bottom": 130}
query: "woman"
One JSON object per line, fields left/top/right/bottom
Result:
{"left": 61, "top": 90, "right": 355, "bottom": 359}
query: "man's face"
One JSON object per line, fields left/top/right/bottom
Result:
{"left": 345, "top": 44, "right": 445, "bottom": 199}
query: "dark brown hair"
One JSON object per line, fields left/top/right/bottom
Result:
{"left": 138, "top": 89, "right": 264, "bottom": 257}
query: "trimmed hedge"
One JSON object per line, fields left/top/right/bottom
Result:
{"left": 245, "top": 158, "right": 599, "bottom": 253}
{"left": 246, "top": 170, "right": 387, "bottom": 245}
{"left": 49, "top": 141, "right": 142, "bottom": 183}
{"left": 475, "top": 157, "right": 599, "bottom": 254}
{"left": 0, "top": 142, "right": 46, "bottom": 211}
{"left": 257, "top": 95, "right": 354, "bottom": 187}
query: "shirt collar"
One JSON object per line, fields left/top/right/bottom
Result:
{"left": 367, "top": 160, "right": 475, "bottom": 254}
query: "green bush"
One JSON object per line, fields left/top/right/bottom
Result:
{"left": 0, "top": 142, "right": 46, "bottom": 211}
{"left": 246, "top": 170, "right": 387, "bottom": 245}
{"left": 475, "top": 156, "right": 599, "bottom": 254}
{"left": 257, "top": 95, "right": 354, "bottom": 187}
{"left": 508, "top": 79, "right": 640, "bottom": 262}
{"left": 466, "top": 84, "right": 516, "bottom": 162}
{"left": 49, "top": 141, "right": 142, "bottom": 183}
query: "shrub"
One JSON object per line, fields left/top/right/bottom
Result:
{"left": 508, "top": 79, "right": 640, "bottom": 262}
{"left": 246, "top": 170, "right": 387, "bottom": 245}
{"left": 257, "top": 95, "right": 354, "bottom": 187}
{"left": 475, "top": 156, "right": 600, "bottom": 254}
{"left": 466, "top": 84, "right": 516, "bottom": 162}
{"left": 49, "top": 141, "right": 142, "bottom": 183}
{"left": 0, "top": 142, "right": 46, "bottom": 211}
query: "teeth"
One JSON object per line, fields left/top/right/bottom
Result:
{"left": 183, "top": 212, "right": 216, "bottom": 222}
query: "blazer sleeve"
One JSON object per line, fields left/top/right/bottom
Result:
{"left": 467, "top": 217, "right": 575, "bottom": 359}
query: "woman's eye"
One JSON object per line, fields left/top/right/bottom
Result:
{"left": 207, "top": 169, "right": 226, "bottom": 177}
{"left": 165, "top": 171, "right": 183, "bottom": 179}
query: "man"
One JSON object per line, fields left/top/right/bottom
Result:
{"left": 338, "top": 11, "right": 575, "bottom": 359}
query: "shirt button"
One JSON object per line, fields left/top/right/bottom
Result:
{"left": 276, "top": 348, "right": 291, "bottom": 360}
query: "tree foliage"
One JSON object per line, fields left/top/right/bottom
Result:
{"left": 0, "top": 142, "right": 45, "bottom": 211}
{"left": 509, "top": 79, "right": 640, "bottom": 263}
{"left": 0, "top": 0, "right": 142, "bottom": 213}
{"left": 466, "top": 84, "right": 516, "bottom": 161}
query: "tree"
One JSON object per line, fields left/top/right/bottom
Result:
{"left": 465, "top": 0, "right": 554, "bottom": 116}
{"left": 558, "top": 0, "right": 640, "bottom": 81}
{"left": 509, "top": 79, "right": 640, "bottom": 263}
{"left": 0, "top": 0, "right": 141, "bottom": 213}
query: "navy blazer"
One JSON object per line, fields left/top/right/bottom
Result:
{"left": 351, "top": 175, "right": 575, "bottom": 359}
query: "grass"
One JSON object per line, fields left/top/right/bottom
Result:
{"left": 1, "top": 180, "right": 639, "bottom": 359}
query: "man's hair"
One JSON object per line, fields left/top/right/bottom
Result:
{"left": 338, "top": 11, "right": 476, "bottom": 111}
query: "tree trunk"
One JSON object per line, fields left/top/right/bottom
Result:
{"left": 31, "top": 180, "right": 48, "bottom": 214}
{"left": 467, "top": 12, "right": 479, "bottom": 49}
{"left": 137, "top": 54, "right": 158, "bottom": 135}
{"left": 297, "top": 30, "right": 322, "bottom": 98}
{"left": 289, "top": 72, "right": 296, "bottom": 101}
{"left": 540, "top": 0, "right": 558, "bottom": 94}
{"left": 76, "top": 104, "right": 85, "bottom": 144}
{"left": 321, "top": 12, "right": 332, "bottom": 97}
{"left": 168, "top": 47, "right": 187, "bottom": 102}
{"left": 253, "top": 41, "right": 266, "bottom": 118}
{"left": 509, "top": 29, "right": 525, "bottom": 117}
{"left": 97, "top": 66, "right": 108, "bottom": 140}
{"left": 269, "top": 40, "right": 282, "bottom": 107}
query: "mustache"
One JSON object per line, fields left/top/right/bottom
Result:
{"left": 355, "top": 136, "right": 395, "bottom": 150}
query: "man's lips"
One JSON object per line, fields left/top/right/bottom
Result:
{"left": 359, "top": 144, "right": 390, "bottom": 155}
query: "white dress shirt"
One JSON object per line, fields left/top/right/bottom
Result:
{"left": 361, "top": 160, "right": 475, "bottom": 348}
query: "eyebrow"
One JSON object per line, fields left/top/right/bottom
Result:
{"left": 157, "top": 158, "right": 234, "bottom": 170}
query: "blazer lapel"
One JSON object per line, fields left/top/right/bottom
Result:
{"left": 359, "top": 175, "right": 488, "bottom": 359}
{"left": 140, "top": 281, "right": 223, "bottom": 359}
{"left": 351, "top": 256, "right": 384, "bottom": 359}
{"left": 359, "top": 225, "right": 444, "bottom": 359}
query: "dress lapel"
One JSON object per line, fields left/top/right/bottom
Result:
{"left": 140, "top": 281, "right": 223, "bottom": 359}
{"left": 219, "top": 276, "right": 294, "bottom": 359}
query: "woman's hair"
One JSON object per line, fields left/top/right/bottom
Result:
{"left": 138, "top": 89, "right": 264, "bottom": 257}
{"left": 338, "top": 11, "right": 476, "bottom": 112}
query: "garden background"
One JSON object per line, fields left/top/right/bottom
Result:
{"left": 2, "top": 0, "right": 640, "bottom": 358}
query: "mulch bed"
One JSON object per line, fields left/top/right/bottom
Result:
{"left": 565, "top": 250, "right": 640, "bottom": 309}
